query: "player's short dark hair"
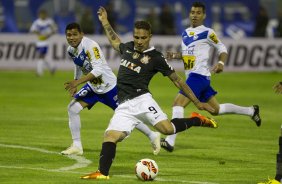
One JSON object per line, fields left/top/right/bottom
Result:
{"left": 134, "top": 21, "right": 151, "bottom": 34}
{"left": 192, "top": 1, "right": 206, "bottom": 13}
{"left": 65, "top": 22, "right": 82, "bottom": 33}
{"left": 38, "top": 9, "right": 47, "bottom": 15}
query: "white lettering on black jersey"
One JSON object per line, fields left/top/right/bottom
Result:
{"left": 117, "top": 41, "right": 175, "bottom": 103}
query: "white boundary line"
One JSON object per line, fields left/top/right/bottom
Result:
{"left": 0, "top": 143, "right": 92, "bottom": 171}
{"left": 0, "top": 143, "right": 219, "bottom": 184}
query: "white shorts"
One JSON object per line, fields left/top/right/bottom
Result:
{"left": 105, "top": 93, "right": 167, "bottom": 135}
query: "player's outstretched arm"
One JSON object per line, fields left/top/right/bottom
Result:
{"left": 166, "top": 51, "right": 182, "bottom": 60}
{"left": 97, "top": 6, "right": 121, "bottom": 52}
{"left": 168, "top": 72, "right": 215, "bottom": 113}
{"left": 211, "top": 52, "right": 228, "bottom": 74}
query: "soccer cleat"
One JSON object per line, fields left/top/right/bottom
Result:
{"left": 151, "top": 132, "right": 161, "bottom": 155}
{"left": 257, "top": 178, "right": 280, "bottom": 184}
{"left": 61, "top": 144, "right": 83, "bottom": 156}
{"left": 252, "top": 105, "right": 261, "bottom": 127}
{"left": 160, "top": 138, "right": 174, "bottom": 152}
{"left": 80, "top": 170, "right": 109, "bottom": 180}
{"left": 191, "top": 112, "right": 218, "bottom": 128}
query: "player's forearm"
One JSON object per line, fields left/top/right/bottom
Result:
{"left": 102, "top": 22, "right": 121, "bottom": 51}
{"left": 173, "top": 52, "right": 182, "bottom": 59}
{"left": 169, "top": 72, "right": 200, "bottom": 105}
{"left": 76, "top": 73, "right": 95, "bottom": 85}
{"left": 218, "top": 52, "right": 228, "bottom": 63}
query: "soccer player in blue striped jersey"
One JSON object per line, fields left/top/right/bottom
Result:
{"left": 161, "top": 1, "right": 262, "bottom": 152}
{"left": 30, "top": 9, "right": 57, "bottom": 76}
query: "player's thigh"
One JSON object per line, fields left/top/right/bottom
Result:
{"left": 77, "top": 100, "right": 89, "bottom": 108}
{"left": 207, "top": 96, "right": 220, "bottom": 115}
{"left": 105, "top": 105, "right": 139, "bottom": 139}
{"left": 140, "top": 96, "right": 168, "bottom": 126}
{"left": 74, "top": 84, "right": 99, "bottom": 108}
{"left": 173, "top": 93, "right": 191, "bottom": 107}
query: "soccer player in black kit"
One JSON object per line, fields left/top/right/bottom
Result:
{"left": 79, "top": 6, "right": 217, "bottom": 180}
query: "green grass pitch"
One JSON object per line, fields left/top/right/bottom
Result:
{"left": 0, "top": 70, "right": 281, "bottom": 184}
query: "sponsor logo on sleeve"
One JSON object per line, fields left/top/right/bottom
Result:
{"left": 93, "top": 47, "right": 100, "bottom": 59}
{"left": 209, "top": 33, "right": 219, "bottom": 44}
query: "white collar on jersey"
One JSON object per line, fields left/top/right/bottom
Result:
{"left": 134, "top": 46, "right": 155, "bottom": 53}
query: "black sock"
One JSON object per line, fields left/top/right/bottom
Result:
{"left": 275, "top": 174, "right": 281, "bottom": 181}
{"left": 171, "top": 117, "right": 201, "bottom": 133}
{"left": 99, "top": 142, "right": 116, "bottom": 176}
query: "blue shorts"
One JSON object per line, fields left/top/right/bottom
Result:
{"left": 74, "top": 83, "right": 119, "bottom": 110}
{"left": 36, "top": 46, "right": 48, "bottom": 55}
{"left": 179, "top": 73, "right": 217, "bottom": 103}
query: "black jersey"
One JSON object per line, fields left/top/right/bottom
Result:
{"left": 117, "top": 41, "right": 175, "bottom": 103}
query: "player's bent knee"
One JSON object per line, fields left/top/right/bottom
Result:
{"left": 104, "top": 130, "right": 126, "bottom": 143}
{"left": 68, "top": 101, "right": 83, "bottom": 115}
{"left": 154, "top": 121, "right": 174, "bottom": 135}
{"left": 210, "top": 109, "right": 219, "bottom": 116}
{"left": 161, "top": 129, "right": 174, "bottom": 135}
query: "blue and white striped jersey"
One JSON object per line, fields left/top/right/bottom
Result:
{"left": 67, "top": 37, "right": 116, "bottom": 94}
{"left": 30, "top": 18, "right": 57, "bottom": 47}
{"left": 181, "top": 25, "right": 227, "bottom": 77}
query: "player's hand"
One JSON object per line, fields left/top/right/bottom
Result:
{"left": 195, "top": 102, "right": 215, "bottom": 114}
{"left": 273, "top": 82, "right": 282, "bottom": 94}
{"left": 211, "top": 63, "right": 224, "bottom": 74}
{"left": 97, "top": 6, "right": 108, "bottom": 24}
{"left": 166, "top": 51, "right": 174, "bottom": 60}
{"left": 69, "top": 88, "right": 77, "bottom": 97}
{"left": 64, "top": 80, "right": 79, "bottom": 96}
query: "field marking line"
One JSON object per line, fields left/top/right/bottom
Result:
{"left": 0, "top": 143, "right": 219, "bottom": 184}
{"left": 115, "top": 174, "right": 219, "bottom": 184}
{"left": 0, "top": 143, "right": 92, "bottom": 171}
{"left": 0, "top": 165, "right": 81, "bottom": 174}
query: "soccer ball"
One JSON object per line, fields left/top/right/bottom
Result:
{"left": 135, "top": 158, "right": 159, "bottom": 181}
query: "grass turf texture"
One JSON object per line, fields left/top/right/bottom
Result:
{"left": 0, "top": 70, "right": 281, "bottom": 184}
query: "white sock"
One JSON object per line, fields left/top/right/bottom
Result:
{"left": 165, "top": 106, "right": 184, "bottom": 146}
{"left": 219, "top": 103, "right": 254, "bottom": 116}
{"left": 136, "top": 122, "right": 156, "bottom": 142}
{"left": 68, "top": 101, "right": 83, "bottom": 149}
{"left": 37, "top": 59, "right": 44, "bottom": 76}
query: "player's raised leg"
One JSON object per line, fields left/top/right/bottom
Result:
{"left": 218, "top": 103, "right": 261, "bottom": 126}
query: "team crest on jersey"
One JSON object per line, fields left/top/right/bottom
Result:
{"left": 80, "top": 54, "right": 85, "bottom": 60}
{"left": 193, "top": 34, "right": 198, "bottom": 40}
{"left": 140, "top": 55, "right": 150, "bottom": 64}
{"left": 189, "top": 32, "right": 195, "bottom": 36}
{"left": 132, "top": 52, "right": 140, "bottom": 59}
{"left": 209, "top": 33, "right": 219, "bottom": 44}
{"left": 86, "top": 50, "right": 91, "bottom": 60}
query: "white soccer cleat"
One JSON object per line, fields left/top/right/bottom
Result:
{"left": 151, "top": 132, "right": 161, "bottom": 155}
{"left": 61, "top": 145, "right": 83, "bottom": 156}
